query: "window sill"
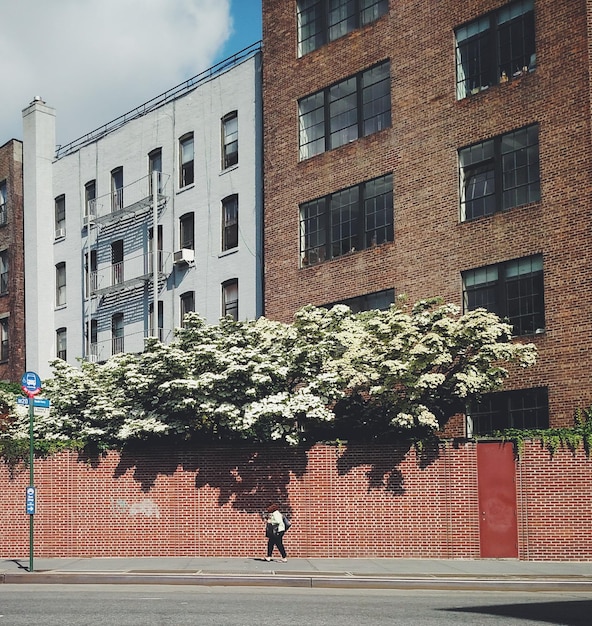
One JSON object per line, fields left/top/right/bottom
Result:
{"left": 220, "top": 164, "right": 239, "bottom": 176}
{"left": 55, "top": 304, "right": 67, "bottom": 311}
{"left": 219, "top": 247, "right": 238, "bottom": 258}
{"left": 176, "top": 183, "right": 195, "bottom": 195}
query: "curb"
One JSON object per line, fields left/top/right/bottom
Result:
{"left": 3, "top": 572, "right": 592, "bottom": 591}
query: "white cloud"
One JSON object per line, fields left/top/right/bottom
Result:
{"left": 0, "top": 0, "right": 232, "bottom": 146}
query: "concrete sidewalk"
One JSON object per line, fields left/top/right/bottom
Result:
{"left": 2, "top": 557, "right": 592, "bottom": 590}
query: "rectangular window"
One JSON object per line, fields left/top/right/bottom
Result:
{"left": 456, "top": 0, "right": 535, "bottom": 99}
{"left": 85, "top": 249, "right": 98, "bottom": 297}
{"left": 111, "top": 239, "right": 124, "bottom": 285}
{"left": 299, "top": 61, "right": 391, "bottom": 159}
{"left": 222, "top": 279, "right": 238, "bottom": 321}
{"left": 300, "top": 173, "right": 393, "bottom": 266}
{"left": 0, "top": 250, "right": 8, "bottom": 295}
{"left": 326, "top": 288, "right": 395, "bottom": 313}
{"left": 149, "top": 148, "right": 163, "bottom": 195}
{"left": 111, "top": 167, "right": 123, "bottom": 211}
{"left": 112, "top": 313, "right": 124, "bottom": 355}
{"left": 84, "top": 180, "right": 96, "bottom": 219}
{"left": 180, "top": 291, "right": 195, "bottom": 327}
{"left": 56, "top": 262, "right": 66, "bottom": 307}
{"left": 297, "top": 0, "right": 388, "bottom": 56}
{"left": 463, "top": 254, "right": 544, "bottom": 336}
{"left": 179, "top": 133, "right": 194, "bottom": 187}
{"left": 459, "top": 125, "right": 540, "bottom": 221}
{"left": 55, "top": 195, "right": 66, "bottom": 238}
{"left": 148, "top": 225, "right": 163, "bottom": 272}
{"left": 89, "top": 319, "right": 98, "bottom": 360}
{"left": 0, "top": 317, "right": 8, "bottom": 362}
{"left": 0, "top": 180, "right": 7, "bottom": 226}
{"left": 56, "top": 328, "right": 67, "bottom": 361}
{"left": 179, "top": 212, "right": 195, "bottom": 250}
{"left": 149, "top": 301, "right": 164, "bottom": 341}
{"left": 222, "top": 195, "right": 238, "bottom": 251}
{"left": 222, "top": 112, "right": 238, "bottom": 169}
{"left": 469, "top": 387, "right": 548, "bottom": 435}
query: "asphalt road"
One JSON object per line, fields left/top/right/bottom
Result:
{"left": 1, "top": 585, "right": 591, "bottom": 625}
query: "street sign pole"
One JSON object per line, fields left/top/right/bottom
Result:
{"left": 21, "top": 371, "right": 41, "bottom": 574}
{"left": 28, "top": 397, "right": 34, "bottom": 573}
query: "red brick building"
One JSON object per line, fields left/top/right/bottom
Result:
{"left": 0, "top": 139, "right": 25, "bottom": 381}
{"left": 261, "top": 0, "right": 592, "bottom": 436}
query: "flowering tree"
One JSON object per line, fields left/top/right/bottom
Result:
{"left": 2, "top": 299, "right": 536, "bottom": 448}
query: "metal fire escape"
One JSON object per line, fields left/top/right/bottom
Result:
{"left": 84, "top": 171, "right": 170, "bottom": 361}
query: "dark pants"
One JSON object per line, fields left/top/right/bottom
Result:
{"left": 267, "top": 531, "right": 287, "bottom": 558}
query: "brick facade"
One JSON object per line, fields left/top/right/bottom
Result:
{"left": 1, "top": 442, "right": 591, "bottom": 561}
{"left": 261, "top": 0, "right": 592, "bottom": 433}
{"left": 0, "top": 140, "right": 25, "bottom": 382}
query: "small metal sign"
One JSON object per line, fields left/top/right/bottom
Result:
{"left": 26, "top": 486, "right": 36, "bottom": 515}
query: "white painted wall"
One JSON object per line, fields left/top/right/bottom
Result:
{"left": 22, "top": 98, "right": 56, "bottom": 379}
{"left": 23, "top": 53, "right": 263, "bottom": 378}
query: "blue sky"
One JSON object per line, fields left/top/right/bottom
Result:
{"left": 221, "top": 0, "right": 263, "bottom": 58}
{"left": 0, "top": 0, "right": 263, "bottom": 146}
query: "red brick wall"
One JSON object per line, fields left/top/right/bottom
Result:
{"left": 1, "top": 442, "right": 590, "bottom": 561}
{"left": 0, "top": 139, "right": 25, "bottom": 382}
{"left": 261, "top": 0, "right": 592, "bottom": 430}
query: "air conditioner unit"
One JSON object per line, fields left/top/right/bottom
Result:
{"left": 173, "top": 249, "right": 195, "bottom": 265}
{"left": 55, "top": 228, "right": 66, "bottom": 239}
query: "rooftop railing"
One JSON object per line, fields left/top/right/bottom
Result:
{"left": 56, "top": 42, "right": 262, "bottom": 160}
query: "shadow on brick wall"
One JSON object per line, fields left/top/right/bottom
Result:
{"left": 335, "top": 438, "right": 441, "bottom": 494}
{"left": 85, "top": 444, "right": 309, "bottom": 515}
{"left": 78, "top": 439, "right": 440, "bottom": 509}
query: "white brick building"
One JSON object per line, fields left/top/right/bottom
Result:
{"left": 23, "top": 46, "right": 263, "bottom": 379}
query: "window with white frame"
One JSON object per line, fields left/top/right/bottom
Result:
{"left": 56, "top": 327, "right": 67, "bottom": 361}
{"left": 179, "top": 133, "right": 194, "bottom": 188}
{"left": 55, "top": 262, "right": 66, "bottom": 307}
{"left": 0, "top": 316, "right": 8, "bottom": 362}
{"left": 0, "top": 250, "right": 8, "bottom": 295}
{"left": 84, "top": 180, "right": 96, "bottom": 219}
{"left": 112, "top": 313, "right": 124, "bottom": 354}
{"left": 148, "top": 225, "right": 163, "bottom": 272}
{"left": 222, "top": 112, "right": 238, "bottom": 169}
{"left": 149, "top": 301, "right": 164, "bottom": 341}
{"left": 111, "top": 240, "right": 124, "bottom": 285}
{"left": 222, "top": 195, "right": 238, "bottom": 251}
{"left": 299, "top": 61, "right": 391, "bottom": 159}
{"left": 459, "top": 124, "right": 540, "bottom": 222}
{"left": 85, "top": 249, "right": 97, "bottom": 297}
{"left": 222, "top": 279, "right": 238, "bottom": 321}
{"left": 0, "top": 180, "right": 7, "bottom": 226}
{"left": 149, "top": 148, "right": 163, "bottom": 195}
{"left": 179, "top": 212, "right": 195, "bottom": 250}
{"left": 55, "top": 195, "right": 66, "bottom": 238}
{"left": 111, "top": 167, "right": 123, "bottom": 211}
{"left": 463, "top": 254, "right": 544, "bottom": 337}
{"left": 468, "top": 387, "right": 548, "bottom": 435}
{"left": 455, "top": 0, "right": 535, "bottom": 99}
{"left": 300, "top": 173, "right": 393, "bottom": 266}
{"left": 180, "top": 291, "right": 195, "bottom": 327}
{"left": 297, "top": 0, "right": 388, "bottom": 57}
{"left": 89, "top": 319, "right": 98, "bottom": 359}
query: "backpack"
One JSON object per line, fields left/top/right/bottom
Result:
{"left": 282, "top": 515, "right": 292, "bottom": 531}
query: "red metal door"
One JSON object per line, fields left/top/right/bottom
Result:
{"left": 477, "top": 442, "right": 518, "bottom": 558}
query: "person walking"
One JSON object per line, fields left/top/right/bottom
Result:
{"left": 264, "top": 503, "right": 288, "bottom": 562}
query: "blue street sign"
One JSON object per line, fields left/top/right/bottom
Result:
{"left": 16, "top": 396, "right": 50, "bottom": 408}
{"left": 26, "top": 486, "right": 36, "bottom": 515}
{"left": 21, "top": 371, "right": 41, "bottom": 396}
